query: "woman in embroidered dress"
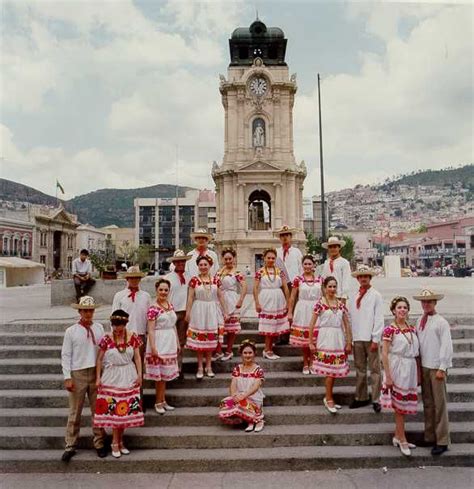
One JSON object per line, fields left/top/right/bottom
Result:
{"left": 253, "top": 248, "right": 290, "bottom": 360}
{"left": 145, "top": 279, "right": 180, "bottom": 415}
{"left": 288, "top": 255, "right": 322, "bottom": 374}
{"left": 216, "top": 248, "right": 248, "bottom": 362}
{"left": 185, "top": 255, "right": 228, "bottom": 379}
{"left": 94, "top": 309, "right": 144, "bottom": 459}
{"left": 381, "top": 296, "right": 420, "bottom": 457}
{"left": 308, "top": 276, "right": 352, "bottom": 414}
{"left": 218, "top": 340, "right": 265, "bottom": 432}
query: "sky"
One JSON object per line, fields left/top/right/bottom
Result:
{"left": 1, "top": 0, "right": 472, "bottom": 199}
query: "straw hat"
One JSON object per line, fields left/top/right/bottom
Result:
{"left": 190, "top": 229, "right": 213, "bottom": 241}
{"left": 413, "top": 288, "right": 444, "bottom": 301}
{"left": 273, "top": 225, "right": 298, "bottom": 237}
{"left": 322, "top": 236, "right": 346, "bottom": 249}
{"left": 166, "top": 249, "right": 192, "bottom": 263}
{"left": 351, "top": 264, "right": 376, "bottom": 278}
{"left": 124, "top": 265, "right": 146, "bottom": 278}
{"left": 71, "top": 296, "right": 100, "bottom": 309}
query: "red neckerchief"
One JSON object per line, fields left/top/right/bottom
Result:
{"left": 329, "top": 257, "right": 335, "bottom": 273}
{"left": 420, "top": 311, "right": 435, "bottom": 331}
{"left": 283, "top": 244, "right": 291, "bottom": 260}
{"left": 196, "top": 247, "right": 207, "bottom": 257}
{"left": 128, "top": 287, "right": 139, "bottom": 302}
{"left": 356, "top": 285, "right": 371, "bottom": 309}
{"left": 79, "top": 319, "right": 96, "bottom": 345}
{"left": 176, "top": 271, "right": 186, "bottom": 285}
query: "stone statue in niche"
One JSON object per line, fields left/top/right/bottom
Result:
{"left": 252, "top": 118, "right": 265, "bottom": 147}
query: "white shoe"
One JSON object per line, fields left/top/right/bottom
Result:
{"left": 254, "top": 420, "right": 265, "bottom": 432}
{"left": 302, "top": 366, "right": 310, "bottom": 375}
{"left": 196, "top": 370, "right": 204, "bottom": 380}
{"left": 323, "top": 397, "right": 337, "bottom": 414}
{"left": 335, "top": 404, "right": 342, "bottom": 410}
{"left": 263, "top": 351, "right": 280, "bottom": 360}
{"left": 392, "top": 437, "right": 416, "bottom": 449}
{"left": 205, "top": 369, "right": 215, "bottom": 378}
{"left": 120, "top": 446, "right": 130, "bottom": 455}
{"left": 154, "top": 403, "right": 166, "bottom": 415}
{"left": 111, "top": 444, "right": 121, "bottom": 458}
{"left": 163, "top": 402, "right": 175, "bottom": 411}
{"left": 244, "top": 423, "right": 255, "bottom": 432}
{"left": 212, "top": 352, "right": 224, "bottom": 361}
{"left": 221, "top": 352, "right": 234, "bottom": 361}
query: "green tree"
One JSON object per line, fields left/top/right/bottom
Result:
{"left": 305, "top": 232, "right": 324, "bottom": 256}
{"left": 340, "top": 234, "right": 355, "bottom": 262}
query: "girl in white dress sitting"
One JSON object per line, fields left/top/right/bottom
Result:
{"left": 145, "top": 279, "right": 180, "bottom": 415}
{"left": 253, "top": 248, "right": 290, "bottom": 360}
{"left": 218, "top": 340, "right": 265, "bottom": 432}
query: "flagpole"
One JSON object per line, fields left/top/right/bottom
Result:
{"left": 175, "top": 145, "right": 179, "bottom": 251}
{"left": 317, "top": 73, "right": 327, "bottom": 260}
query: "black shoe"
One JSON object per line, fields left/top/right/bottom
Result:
{"left": 96, "top": 447, "right": 108, "bottom": 458}
{"left": 431, "top": 445, "right": 448, "bottom": 456}
{"left": 372, "top": 402, "right": 381, "bottom": 413}
{"left": 61, "top": 450, "right": 76, "bottom": 462}
{"left": 349, "top": 399, "right": 371, "bottom": 409}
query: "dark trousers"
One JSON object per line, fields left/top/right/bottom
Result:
{"left": 175, "top": 311, "right": 188, "bottom": 371}
{"left": 74, "top": 275, "right": 96, "bottom": 301}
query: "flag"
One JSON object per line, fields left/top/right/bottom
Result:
{"left": 56, "top": 180, "right": 65, "bottom": 194}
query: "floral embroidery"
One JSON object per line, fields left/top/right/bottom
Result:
{"left": 189, "top": 276, "right": 221, "bottom": 288}
{"left": 147, "top": 304, "right": 174, "bottom": 321}
{"left": 98, "top": 333, "right": 142, "bottom": 351}
{"left": 187, "top": 329, "right": 217, "bottom": 342}
{"left": 315, "top": 350, "right": 347, "bottom": 365}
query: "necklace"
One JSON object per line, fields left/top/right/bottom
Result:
{"left": 302, "top": 273, "right": 316, "bottom": 286}
{"left": 157, "top": 300, "right": 171, "bottom": 312}
{"left": 393, "top": 322, "right": 413, "bottom": 345}
{"left": 324, "top": 297, "right": 339, "bottom": 313}
{"left": 199, "top": 274, "right": 212, "bottom": 296}
{"left": 113, "top": 332, "right": 127, "bottom": 354}
{"left": 264, "top": 266, "right": 276, "bottom": 283}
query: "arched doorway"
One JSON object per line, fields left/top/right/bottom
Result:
{"left": 248, "top": 189, "right": 271, "bottom": 230}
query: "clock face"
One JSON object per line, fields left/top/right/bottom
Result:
{"left": 249, "top": 77, "right": 267, "bottom": 96}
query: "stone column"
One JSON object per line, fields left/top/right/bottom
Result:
{"left": 237, "top": 183, "right": 245, "bottom": 233}
{"left": 274, "top": 183, "right": 282, "bottom": 230}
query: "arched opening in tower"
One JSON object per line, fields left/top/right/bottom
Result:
{"left": 248, "top": 190, "right": 271, "bottom": 231}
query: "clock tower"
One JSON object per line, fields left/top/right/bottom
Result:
{"left": 212, "top": 19, "right": 307, "bottom": 270}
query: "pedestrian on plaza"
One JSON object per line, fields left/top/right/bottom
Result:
{"left": 112, "top": 265, "right": 151, "bottom": 372}
{"left": 347, "top": 265, "right": 384, "bottom": 413}
{"left": 287, "top": 254, "right": 322, "bottom": 374}
{"left": 145, "top": 279, "right": 180, "bottom": 414}
{"left": 254, "top": 248, "right": 290, "bottom": 360}
{"left": 413, "top": 288, "right": 453, "bottom": 456}
{"left": 215, "top": 248, "right": 247, "bottom": 362}
{"left": 94, "top": 309, "right": 144, "bottom": 459}
{"left": 218, "top": 340, "right": 265, "bottom": 432}
{"left": 72, "top": 249, "right": 96, "bottom": 302}
{"left": 380, "top": 296, "right": 420, "bottom": 457}
{"left": 321, "top": 236, "right": 352, "bottom": 302}
{"left": 183, "top": 229, "right": 219, "bottom": 277}
{"left": 165, "top": 250, "right": 192, "bottom": 376}
{"left": 309, "top": 276, "right": 352, "bottom": 414}
{"left": 184, "top": 255, "right": 228, "bottom": 378}
{"left": 60, "top": 296, "right": 106, "bottom": 462}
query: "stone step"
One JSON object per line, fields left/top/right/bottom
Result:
{"left": 2, "top": 402, "right": 473, "bottom": 428}
{"left": 0, "top": 367, "right": 473, "bottom": 391}
{"left": 2, "top": 338, "right": 473, "bottom": 359}
{"left": 2, "top": 352, "right": 474, "bottom": 375}
{"left": 2, "top": 444, "right": 473, "bottom": 473}
{"left": 1, "top": 384, "right": 473, "bottom": 409}
{"left": 1, "top": 422, "right": 473, "bottom": 451}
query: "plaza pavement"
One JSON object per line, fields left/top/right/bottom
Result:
{"left": 1, "top": 276, "right": 472, "bottom": 324}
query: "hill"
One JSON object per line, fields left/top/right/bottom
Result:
{"left": 0, "top": 179, "right": 61, "bottom": 207}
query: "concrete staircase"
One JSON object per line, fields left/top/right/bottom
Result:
{"left": 1, "top": 317, "right": 473, "bottom": 472}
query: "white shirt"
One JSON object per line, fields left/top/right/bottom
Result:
{"left": 72, "top": 258, "right": 92, "bottom": 275}
{"left": 112, "top": 288, "right": 151, "bottom": 335}
{"left": 61, "top": 322, "right": 105, "bottom": 379}
{"left": 185, "top": 248, "right": 219, "bottom": 277}
{"left": 416, "top": 313, "right": 453, "bottom": 371}
{"left": 276, "top": 246, "right": 303, "bottom": 283}
{"left": 322, "top": 256, "right": 352, "bottom": 299}
{"left": 166, "top": 270, "right": 189, "bottom": 312}
{"left": 348, "top": 287, "right": 384, "bottom": 343}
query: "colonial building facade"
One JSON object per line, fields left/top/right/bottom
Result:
{"left": 212, "top": 19, "right": 306, "bottom": 270}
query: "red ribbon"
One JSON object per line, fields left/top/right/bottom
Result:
{"left": 356, "top": 285, "right": 371, "bottom": 309}
{"left": 329, "top": 258, "right": 335, "bottom": 273}
{"left": 420, "top": 311, "right": 435, "bottom": 331}
{"left": 128, "top": 287, "right": 139, "bottom": 302}
{"left": 177, "top": 271, "right": 186, "bottom": 285}
{"left": 283, "top": 244, "right": 290, "bottom": 260}
{"left": 79, "top": 319, "right": 96, "bottom": 345}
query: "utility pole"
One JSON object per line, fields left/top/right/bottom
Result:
{"left": 317, "top": 74, "right": 327, "bottom": 259}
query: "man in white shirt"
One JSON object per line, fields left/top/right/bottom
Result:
{"left": 185, "top": 229, "right": 219, "bottom": 277}
{"left": 321, "top": 236, "right": 352, "bottom": 301}
{"left": 166, "top": 250, "right": 192, "bottom": 374}
{"left": 61, "top": 296, "right": 106, "bottom": 462}
{"left": 348, "top": 265, "right": 384, "bottom": 412}
{"left": 413, "top": 288, "right": 453, "bottom": 456}
{"left": 112, "top": 265, "right": 151, "bottom": 358}
{"left": 274, "top": 225, "right": 303, "bottom": 284}
{"left": 72, "top": 249, "right": 96, "bottom": 302}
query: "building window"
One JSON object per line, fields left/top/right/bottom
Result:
{"left": 67, "top": 256, "right": 73, "bottom": 271}
{"left": 22, "top": 238, "right": 29, "bottom": 256}
{"left": 40, "top": 232, "right": 47, "bottom": 247}
{"left": 2, "top": 236, "right": 9, "bottom": 254}
{"left": 40, "top": 255, "right": 46, "bottom": 264}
